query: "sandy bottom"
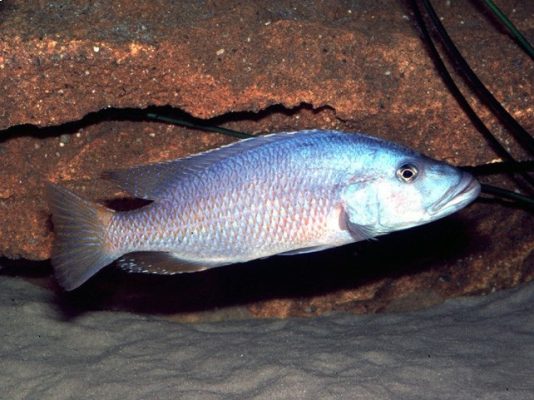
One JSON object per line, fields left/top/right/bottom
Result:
{"left": 1, "top": 276, "right": 533, "bottom": 400}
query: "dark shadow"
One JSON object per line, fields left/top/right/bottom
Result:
{"left": 0, "top": 103, "right": 334, "bottom": 143}
{"left": 475, "top": 196, "right": 533, "bottom": 212}
{"left": 104, "top": 197, "right": 152, "bottom": 211}
{"left": 0, "top": 258, "right": 52, "bottom": 278}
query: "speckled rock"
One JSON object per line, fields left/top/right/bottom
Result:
{"left": 0, "top": 0, "right": 532, "bottom": 318}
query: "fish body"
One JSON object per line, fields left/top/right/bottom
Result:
{"left": 48, "top": 130, "right": 480, "bottom": 290}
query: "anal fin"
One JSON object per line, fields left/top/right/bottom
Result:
{"left": 117, "top": 252, "right": 209, "bottom": 275}
{"left": 278, "top": 245, "right": 332, "bottom": 256}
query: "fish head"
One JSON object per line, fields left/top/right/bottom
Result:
{"left": 342, "top": 146, "right": 480, "bottom": 237}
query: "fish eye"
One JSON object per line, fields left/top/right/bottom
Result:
{"left": 396, "top": 163, "right": 418, "bottom": 183}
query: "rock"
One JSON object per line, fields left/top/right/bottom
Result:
{"left": 0, "top": 0, "right": 532, "bottom": 318}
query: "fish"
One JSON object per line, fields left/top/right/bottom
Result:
{"left": 47, "top": 129, "right": 481, "bottom": 290}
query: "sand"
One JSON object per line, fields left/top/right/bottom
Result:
{"left": 1, "top": 276, "right": 533, "bottom": 400}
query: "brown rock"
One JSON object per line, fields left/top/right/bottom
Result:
{"left": 0, "top": 0, "right": 532, "bottom": 318}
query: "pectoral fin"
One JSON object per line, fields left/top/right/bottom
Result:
{"left": 339, "top": 209, "right": 376, "bottom": 241}
{"left": 345, "top": 220, "right": 377, "bottom": 241}
{"left": 341, "top": 186, "right": 378, "bottom": 241}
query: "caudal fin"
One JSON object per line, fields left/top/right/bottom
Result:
{"left": 46, "top": 184, "right": 118, "bottom": 290}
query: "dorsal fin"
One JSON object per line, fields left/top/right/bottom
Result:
{"left": 103, "top": 161, "right": 184, "bottom": 200}
{"left": 103, "top": 130, "right": 321, "bottom": 200}
{"left": 116, "top": 252, "right": 211, "bottom": 275}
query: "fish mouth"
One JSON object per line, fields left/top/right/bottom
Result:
{"left": 430, "top": 173, "right": 481, "bottom": 217}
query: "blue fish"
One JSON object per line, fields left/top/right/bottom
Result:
{"left": 47, "top": 130, "right": 480, "bottom": 290}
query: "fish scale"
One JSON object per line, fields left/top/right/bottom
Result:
{"left": 108, "top": 137, "right": 349, "bottom": 262}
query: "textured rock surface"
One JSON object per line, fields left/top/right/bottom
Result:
{"left": 0, "top": 1, "right": 533, "bottom": 317}
{"left": 1, "top": 276, "right": 533, "bottom": 399}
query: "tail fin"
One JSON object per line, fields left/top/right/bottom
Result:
{"left": 46, "top": 184, "right": 118, "bottom": 290}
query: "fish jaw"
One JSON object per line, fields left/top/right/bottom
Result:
{"left": 429, "top": 173, "right": 481, "bottom": 220}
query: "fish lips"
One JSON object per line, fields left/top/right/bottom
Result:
{"left": 430, "top": 173, "right": 481, "bottom": 217}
